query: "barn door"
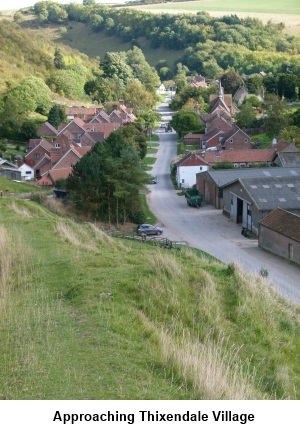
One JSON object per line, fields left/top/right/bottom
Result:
{"left": 242, "top": 200, "right": 248, "bottom": 228}
{"left": 231, "top": 194, "right": 237, "bottom": 222}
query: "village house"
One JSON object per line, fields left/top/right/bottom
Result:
{"left": 23, "top": 101, "right": 136, "bottom": 185}
{"left": 65, "top": 106, "right": 101, "bottom": 121}
{"left": 190, "top": 75, "right": 208, "bottom": 88}
{"left": 209, "top": 80, "right": 239, "bottom": 116}
{"left": 219, "top": 125, "right": 254, "bottom": 150}
{"left": 57, "top": 117, "right": 87, "bottom": 144}
{"left": 36, "top": 146, "right": 91, "bottom": 186}
{"left": 200, "top": 111, "right": 233, "bottom": 130}
{"left": 233, "top": 82, "right": 249, "bottom": 105}
{"left": 183, "top": 133, "right": 204, "bottom": 146}
{"left": 204, "top": 114, "right": 233, "bottom": 134}
{"left": 90, "top": 109, "right": 111, "bottom": 124}
{"left": 175, "top": 152, "right": 209, "bottom": 188}
{"left": 200, "top": 128, "right": 223, "bottom": 150}
{"left": 24, "top": 139, "right": 54, "bottom": 169}
{"left": 201, "top": 148, "right": 276, "bottom": 168}
{"left": 18, "top": 162, "right": 34, "bottom": 181}
{"left": 37, "top": 121, "right": 58, "bottom": 138}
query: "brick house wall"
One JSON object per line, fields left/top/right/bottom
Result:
{"left": 196, "top": 172, "right": 219, "bottom": 207}
{"left": 223, "top": 130, "right": 253, "bottom": 150}
{"left": 25, "top": 145, "right": 52, "bottom": 167}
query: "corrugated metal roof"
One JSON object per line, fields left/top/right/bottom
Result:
{"left": 275, "top": 152, "right": 300, "bottom": 167}
{"left": 197, "top": 167, "right": 300, "bottom": 188}
{"left": 239, "top": 176, "right": 300, "bottom": 210}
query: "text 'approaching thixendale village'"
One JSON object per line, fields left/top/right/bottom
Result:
{"left": 53, "top": 410, "right": 255, "bottom": 425}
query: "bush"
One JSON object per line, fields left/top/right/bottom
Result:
{"left": 259, "top": 267, "right": 269, "bottom": 277}
{"left": 129, "top": 210, "right": 147, "bottom": 225}
{"left": 0, "top": 142, "right": 7, "bottom": 152}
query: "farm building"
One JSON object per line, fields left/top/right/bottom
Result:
{"left": 222, "top": 175, "right": 300, "bottom": 236}
{"left": 0, "top": 158, "right": 21, "bottom": 181}
{"left": 258, "top": 208, "right": 300, "bottom": 265}
{"left": 196, "top": 167, "right": 300, "bottom": 234}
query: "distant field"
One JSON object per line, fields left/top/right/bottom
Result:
{"left": 130, "top": 0, "right": 300, "bottom": 35}
{"left": 133, "top": 0, "right": 300, "bottom": 14}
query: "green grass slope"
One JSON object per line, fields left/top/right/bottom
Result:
{"left": 20, "top": 20, "right": 183, "bottom": 69}
{"left": 1, "top": 196, "right": 300, "bottom": 399}
{"left": 0, "top": 19, "right": 97, "bottom": 95}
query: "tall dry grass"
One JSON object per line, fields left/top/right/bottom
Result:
{"left": 56, "top": 220, "right": 128, "bottom": 252}
{"left": 139, "top": 311, "right": 264, "bottom": 399}
{"left": 148, "top": 250, "right": 183, "bottom": 279}
{"left": 0, "top": 225, "right": 69, "bottom": 399}
{"left": 158, "top": 328, "right": 264, "bottom": 400}
{"left": 9, "top": 202, "right": 33, "bottom": 218}
{"left": 0, "top": 225, "right": 13, "bottom": 305}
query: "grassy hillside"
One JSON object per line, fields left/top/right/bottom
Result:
{"left": 1, "top": 195, "right": 300, "bottom": 399}
{"left": 0, "top": 19, "right": 98, "bottom": 95}
{"left": 20, "top": 20, "right": 184, "bottom": 69}
{"left": 0, "top": 177, "right": 46, "bottom": 193}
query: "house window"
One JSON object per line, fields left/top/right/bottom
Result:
{"left": 230, "top": 139, "right": 233, "bottom": 143}
{"left": 244, "top": 138, "right": 248, "bottom": 143}
{"left": 182, "top": 179, "right": 185, "bottom": 183}
{"left": 55, "top": 143, "right": 60, "bottom": 148}
{"left": 25, "top": 171, "right": 31, "bottom": 174}
{"left": 200, "top": 167, "right": 203, "bottom": 171}
{"left": 34, "top": 154, "right": 40, "bottom": 160}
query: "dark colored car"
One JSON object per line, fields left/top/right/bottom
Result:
{"left": 151, "top": 176, "right": 157, "bottom": 184}
{"left": 137, "top": 224, "right": 163, "bottom": 236}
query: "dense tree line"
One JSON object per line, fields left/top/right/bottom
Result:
{"left": 31, "top": 2, "right": 300, "bottom": 79}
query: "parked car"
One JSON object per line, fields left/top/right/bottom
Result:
{"left": 137, "top": 224, "right": 163, "bottom": 235}
{"left": 151, "top": 176, "right": 157, "bottom": 184}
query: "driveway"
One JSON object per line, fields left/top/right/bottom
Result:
{"left": 146, "top": 100, "right": 300, "bottom": 303}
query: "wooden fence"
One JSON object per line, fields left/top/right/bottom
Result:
{"left": 29, "top": 193, "right": 186, "bottom": 251}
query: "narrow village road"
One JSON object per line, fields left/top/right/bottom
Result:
{"left": 146, "top": 100, "right": 300, "bottom": 303}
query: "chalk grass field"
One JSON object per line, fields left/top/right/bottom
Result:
{"left": 133, "top": 0, "right": 300, "bottom": 15}
{"left": 1, "top": 194, "right": 300, "bottom": 399}
{"left": 131, "top": 0, "right": 300, "bottom": 35}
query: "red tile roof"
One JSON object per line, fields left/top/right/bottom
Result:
{"left": 177, "top": 153, "right": 208, "bottom": 167}
{"left": 66, "top": 106, "right": 99, "bottom": 116}
{"left": 49, "top": 167, "right": 73, "bottom": 182}
{"left": 83, "top": 122, "right": 121, "bottom": 138}
{"left": 259, "top": 208, "right": 300, "bottom": 242}
{"left": 203, "top": 149, "right": 276, "bottom": 163}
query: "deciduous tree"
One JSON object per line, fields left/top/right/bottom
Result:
{"left": 170, "top": 110, "right": 201, "bottom": 138}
